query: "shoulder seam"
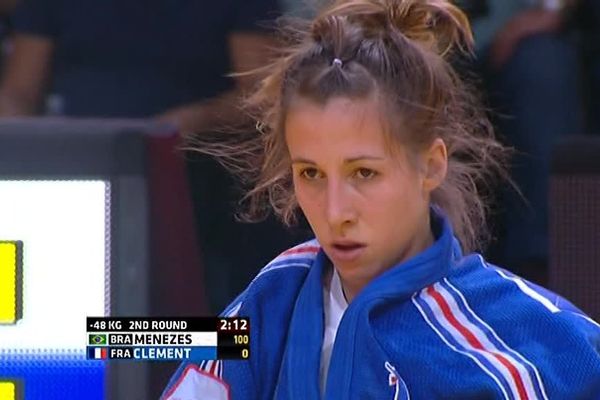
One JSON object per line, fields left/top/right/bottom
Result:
{"left": 474, "top": 255, "right": 560, "bottom": 314}
{"left": 253, "top": 239, "right": 320, "bottom": 281}
{"left": 220, "top": 239, "right": 321, "bottom": 317}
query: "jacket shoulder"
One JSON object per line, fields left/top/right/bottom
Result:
{"left": 220, "top": 239, "right": 321, "bottom": 317}
{"left": 447, "top": 254, "right": 592, "bottom": 318}
{"left": 161, "top": 240, "right": 321, "bottom": 400}
{"left": 417, "top": 254, "right": 600, "bottom": 398}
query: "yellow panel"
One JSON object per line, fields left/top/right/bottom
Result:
{"left": 0, "top": 381, "right": 16, "bottom": 400}
{"left": 0, "top": 241, "right": 21, "bottom": 324}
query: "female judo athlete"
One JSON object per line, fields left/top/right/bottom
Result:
{"left": 162, "top": 0, "right": 600, "bottom": 398}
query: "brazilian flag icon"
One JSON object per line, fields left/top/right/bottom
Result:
{"left": 89, "top": 334, "right": 107, "bottom": 346}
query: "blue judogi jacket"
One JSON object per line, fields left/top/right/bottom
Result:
{"left": 162, "top": 213, "right": 600, "bottom": 399}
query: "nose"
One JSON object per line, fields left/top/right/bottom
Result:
{"left": 325, "top": 178, "right": 357, "bottom": 234}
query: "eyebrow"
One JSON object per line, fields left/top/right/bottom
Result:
{"left": 291, "top": 155, "right": 385, "bottom": 164}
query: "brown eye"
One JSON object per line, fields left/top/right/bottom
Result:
{"left": 355, "top": 168, "right": 377, "bottom": 180}
{"left": 300, "top": 167, "right": 323, "bottom": 180}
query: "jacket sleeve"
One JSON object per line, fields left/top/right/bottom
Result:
{"left": 547, "top": 297, "right": 600, "bottom": 398}
{"left": 442, "top": 261, "right": 600, "bottom": 399}
{"left": 479, "top": 267, "right": 600, "bottom": 398}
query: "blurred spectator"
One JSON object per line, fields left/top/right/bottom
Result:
{"left": 0, "top": 0, "right": 17, "bottom": 15}
{"left": 0, "top": 0, "right": 18, "bottom": 69}
{"left": 469, "top": 0, "right": 584, "bottom": 283}
{"left": 0, "top": 0, "right": 313, "bottom": 312}
{"left": 0, "top": 0, "right": 278, "bottom": 134}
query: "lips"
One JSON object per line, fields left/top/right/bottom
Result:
{"left": 327, "top": 241, "right": 367, "bottom": 263}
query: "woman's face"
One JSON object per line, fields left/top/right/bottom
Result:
{"left": 285, "top": 96, "right": 446, "bottom": 293}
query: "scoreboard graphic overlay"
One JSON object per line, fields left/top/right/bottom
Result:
{"left": 86, "top": 317, "right": 250, "bottom": 361}
{"left": 0, "top": 181, "right": 108, "bottom": 400}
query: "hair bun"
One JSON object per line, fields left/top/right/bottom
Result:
{"left": 385, "top": 0, "right": 473, "bottom": 56}
{"left": 312, "top": 0, "right": 473, "bottom": 57}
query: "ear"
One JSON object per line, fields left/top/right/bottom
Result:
{"left": 422, "top": 138, "right": 448, "bottom": 192}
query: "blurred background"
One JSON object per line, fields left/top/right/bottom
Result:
{"left": 0, "top": 0, "right": 598, "bottom": 399}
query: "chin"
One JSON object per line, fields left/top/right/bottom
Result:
{"left": 334, "top": 257, "right": 377, "bottom": 278}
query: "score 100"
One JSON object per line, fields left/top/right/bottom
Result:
{"left": 0, "top": 241, "right": 23, "bottom": 400}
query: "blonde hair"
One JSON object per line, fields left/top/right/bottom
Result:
{"left": 188, "top": 0, "right": 510, "bottom": 253}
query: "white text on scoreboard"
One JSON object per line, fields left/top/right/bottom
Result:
{"left": 86, "top": 317, "right": 250, "bottom": 361}
{"left": 88, "top": 332, "right": 217, "bottom": 346}
{"left": 87, "top": 346, "right": 218, "bottom": 361}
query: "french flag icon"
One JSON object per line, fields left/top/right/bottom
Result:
{"left": 88, "top": 347, "right": 108, "bottom": 360}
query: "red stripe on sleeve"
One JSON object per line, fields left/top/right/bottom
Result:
{"left": 427, "top": 286, "right": 529, "bottom": 400}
